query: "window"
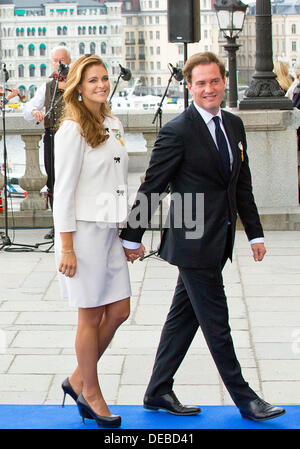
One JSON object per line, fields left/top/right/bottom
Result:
{"left": 79, "top": 42, "right": 85, "bottom": 55}
{"left": 40, "top": 43, "right": 46, "bottom": 56}
{"left": 29, "top": 64, "right": 35, "bottom": 77}
{"left": 292, "top": 41, "right": 297, "bottom": 51}
{"left": 292, "top": 24, "right": 296, "bottom": 34}
{"left": 29, "top": 85, "right": 37, "bottom": 99}
{"left": 101, "top": 42, "right": 106, "bottom": 54}
{"left": 18, "top": 64, "right": 24, "bottom": 77}
{"left": 17, "top": 44, "right": 24, "bottom": 57}
{"left": 40, "top": 64, "right": 47, "bottom": 77}
{"left": 28, "top": 44, "right": 35, "bottom": 56}
{"left": 90, "top": 42, "right": 96, "bottom": 54}
{"left": 18, "top": 85, "right": 26, "bottom": 97}
{"left": 63, "top": 26, "right": 67, "bottom": 35}
{"left": 57, "top": 26, "right": 62, "bottom": 36}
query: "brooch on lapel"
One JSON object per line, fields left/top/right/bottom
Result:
{"left": 238, "top": 142, "right": 244, "bottom": 162}
{"left": 112, "top": 129, "right": 125, "bottom": 146}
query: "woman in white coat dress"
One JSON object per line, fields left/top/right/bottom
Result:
{"left": 53, "top": 55, "right": 145, "bottom": 428}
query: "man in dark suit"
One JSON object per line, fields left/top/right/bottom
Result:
{"left": 121, "top": 52, "right": 285, "bottom": 422}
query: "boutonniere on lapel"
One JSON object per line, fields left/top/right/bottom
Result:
{"left": 238, "top": 141, "right": 244, "bottom": 162}
{"left": 111, "top": 129, "right": 125, "bottom": 146}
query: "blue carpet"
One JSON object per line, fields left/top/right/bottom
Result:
{"left": 0, "top": 404, "right": 298, "bottom": 429}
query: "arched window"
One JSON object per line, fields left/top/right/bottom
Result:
{"left": 63, "top": 26, "right": 67, "bottom": 35}
{"left": 29, "top": 85, "right": 37, "bottom": 99}
{"left": 18, "top": 85, "right": 26, "bottom": 97}
{"left": 57, "top": 26, "right": 62, "bottom": 36}
{"left": 101, "top": 42, "right": 106, "bottom": 54}
{"left": 16, "top": 28, "right": 19, "bottom": 37}
{"left": 78, "top": 26, "right": 82, "bottom": 35}
{"left": 43, "top": 27, "right": 46, "bottom": 36}
{"left": 40, "top": 64, "right": 47, "bottom": 77}
{"left": 89, "top": 26, "right": 92, "bottom": 35}
{"left": 79, "top": 42, "right": 85, "bottom": 55}
{"left": 17, "top": 44, "right": 24, "bottom": 57}
{"left": 28, "top": 43, "right": 35, "bottom": 56}
{"left": 29, "top": 64, "right": 35, "bottom": 77}
{"left": 38, "top": 27, "right": 42, "bottom": 36}
{"left": 90, "top": 42, "right": 96, "bottom": 54}
{"left": 27, "top": 27, "right": 31, "bottom": 36}
{"left": 18, "top": 64, "right": 24, "bottom": 78}
{"left": 31, "top": 27, "right": 35, "bottom": 36}
{"left": 99, "top": 26, "right": 103, "bottom": 34}
{"left": 82, "top": 26, "right": 86, "bottom": 35}
{"left": 40, "top": 43, "right": 46, "bottom": 56}
{"left": 20, "top": 28, "right": 24, "bottom": 36}
{"left": 103, "top": 26, "right": 107, "bottom": 34}
{"left": 93, "top": 26, "right": 96, "bottom": 34}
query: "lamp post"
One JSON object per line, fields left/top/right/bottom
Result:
{"left": 239, "top": 0, "right": 292, "bottom": 110}
{"left": 214, "top": 0, "right": 247, "bottom": 108}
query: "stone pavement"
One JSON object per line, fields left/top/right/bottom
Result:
{"left": 0, "top": 173, "right": 300, "bottom": 408}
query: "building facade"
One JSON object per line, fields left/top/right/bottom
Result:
{"left": 122, "top": 0, "right": 220, "bottom": 96}
{"left": 237, "top": 0, "right": 300, "bottom": 85}
{"left": 0, "top": 0, "right": 123, "bottom": 98}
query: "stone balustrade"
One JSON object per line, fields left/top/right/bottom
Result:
{"left": 0, "top": 107, "right": 300, "bottom": 229}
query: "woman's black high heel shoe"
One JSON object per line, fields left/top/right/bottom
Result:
{"left": 77, "top": 393, "right": 121, "bottom": 428}
{"left": 61, "top": 377, "right": 79, "bottom": 407}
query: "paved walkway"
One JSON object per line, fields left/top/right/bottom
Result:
{"left": 0, "top": 172, "right": 300, "bottom": 408}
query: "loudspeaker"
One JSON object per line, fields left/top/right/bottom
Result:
{"left": 167, "top": 0, "right": 201, "bottom": 43}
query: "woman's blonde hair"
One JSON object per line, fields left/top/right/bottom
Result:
{"left": 274, "top": 60, "right": 293, "bottom": 92}
{"left": 62, "top": 54, "right": 112, "bottom": 148}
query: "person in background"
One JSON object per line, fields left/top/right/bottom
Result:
{"left": 274, "top": 60, "right": 293, "bottom": 94}
{"left": 54, "top": 54, "right": 139, "bottom": 428}
{"left": 23, "top": 45, "right": 71, "bottom": 239}
{"left": 286, "top": 63, "right": 300, "bottom": 100}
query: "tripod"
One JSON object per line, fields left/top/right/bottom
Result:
{"left": 0, "top": 62, "right": 38, "bottom": 252}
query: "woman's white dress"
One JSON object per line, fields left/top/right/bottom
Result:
{"left": 53, "top": 116, "right": 131, "bottom": 308}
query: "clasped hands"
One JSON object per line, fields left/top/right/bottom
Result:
{"left": 123, "top": 244, "right": 146, "bottom": 263}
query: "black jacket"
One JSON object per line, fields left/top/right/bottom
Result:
{"left": 120, "top": 103, "right": 263, "bottom": 269}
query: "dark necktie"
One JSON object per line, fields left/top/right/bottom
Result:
{"left": 212, "top": 116, "right": 231, "bottom": 182}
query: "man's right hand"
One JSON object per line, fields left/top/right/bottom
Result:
{"left": 32, "top": 109, "right": 45, "bottom": 123}
{"left": 124, "top": 244, "right": 145, "bottom": 263}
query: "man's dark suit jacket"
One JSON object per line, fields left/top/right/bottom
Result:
{"left": 120, "top": 102, "right": 263, "bottom": 269}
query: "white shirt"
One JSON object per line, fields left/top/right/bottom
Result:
{"left": 122, "top": 103, "right": 264, "bottom": 249}
{"left": 23, "top": 83, "right": 46, "bottom": 121}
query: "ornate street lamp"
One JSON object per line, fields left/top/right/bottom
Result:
{"left": 214, "top": 0, "right": 248, "bottom": 108}
{"left": 239, "top": 0, "right": 292, "bottom": 110}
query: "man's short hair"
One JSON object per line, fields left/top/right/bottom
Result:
{"left": 183, "top": 52, "right": 226, "bottom": 84}
{"left": 50, "top": 45, "right": 71, "bottom": 59}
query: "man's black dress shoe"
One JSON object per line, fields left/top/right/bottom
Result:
{"left": 144, "top": 391, "right": 201, "bottom": 416}
{"left": 239, "top": 398, "right": 286, "bottom": 421}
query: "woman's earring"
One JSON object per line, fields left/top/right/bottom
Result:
{"left": 78, "top": 94, "right": 82, "bottom": 102}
